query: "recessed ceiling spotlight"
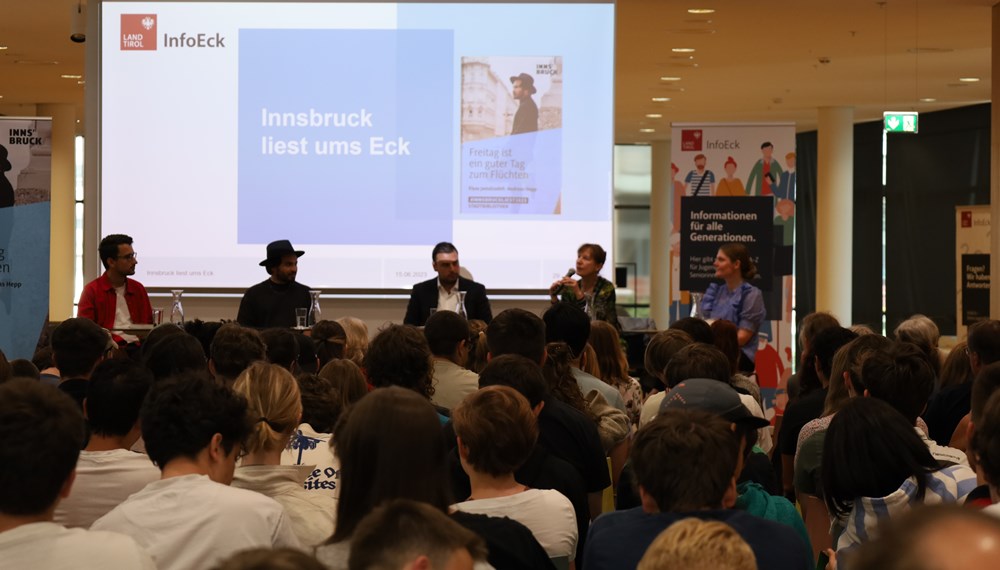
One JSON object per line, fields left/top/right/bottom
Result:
{"left": 919, "top": 97, "right": 936, "bottom": 102}
{"left": 687, "top": 8, "right": 715, "bottom": 14}
{"left": 959, "top": 77, "right": 980, "bottom": 82}
{"left": 651, "top": 97, "right": 672, "bottom": 102}
{"left": 906, "top": 47, "right": 954, "bottom": 54}
{"left": 61, "top": 74, "right": 82, "bottom": 79}
{"left": 0, "top": 46, "right": 8, "bottom": 50}
{"left": 672, "top": 48, "right": 696, "bottom": 53}
{"left": 660, "top": 76, "right": 682, "bottom": 81}
{"left": 77, "top": 80, "right": 85, "bottom": 85}
{"left": 645, "top": 113, "right": 663, "bottom": 118}
{"left": 639, "top": 128, "right": 656, "bottom": 133}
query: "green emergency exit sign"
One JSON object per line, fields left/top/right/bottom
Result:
{"left": 884, "top": 112, "right": 919, "bottom": 133}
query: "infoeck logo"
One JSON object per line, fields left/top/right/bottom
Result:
{"left": 121, "top": 14, "right": 157, "bottom": 51}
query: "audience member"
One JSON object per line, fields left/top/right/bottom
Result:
{"left": 893, "top": 314, "right": 943, "bottom": 376}
{"left": 317, "top": 358, "right": 368, "bottom": 408}
{"left": 212, "top": 548, "right": 326, "bottom": 570}
{"left": 316, "top": 386, "right": 553, "bottom": 570}
{"left": 139, "top": 323, "right": 185, "bottom": 360}
{"left": 231, "top": 362, "right": 336, "bottom": 546}
{"left": 469, "top": 355, "right": 590, "bottom": 561}
{"left": 582, "top": 409, "right": 811, "bottom": 570}
{"left": 710, "top": 319, "right": 763, "bottom": 408}
{"left": 939, "top": 341, "right": 973, "bottom": 391}
{"left": 295, "top": 334, "right": 320, "bottom": 374}
{"left": 142, "top": 332, "right": 207, "bottom": 382}
{"left": 925, "top": 320, "right": 1000, "bottom": 446}
{"left": 641, "top": 343, "right": 771, "bottom": 454}
{"left": 9, "top": 358, "right": 39, "bottom": 381}
{"left": 821, "top": 398, "right": 976, "bottom": 556}
{"left": 969, "top": 391, "right": 1000, "bottom": 518}
{"left": 465, "top": 319, "right": 489, "bottom": 374}
{"left": 209, "top": 323, "right": 266, "bottom": 387}
{"left": 182, "top": 319, "right": 223, "bottom": 361}
{"left": 260, "top": 328, "right": 300, "bottom": 372}
{"left": 659, "top": 379, "right": 804, "bottom": 547}
{"left": 779, "top": 326, "right": 857, "bottom": 497}
{"left": 51, "top": 317, "right": 112, "bottom": 408}
{"left": 787, "top": 311, "right": 840, "bottom": 402}
{"left": 668, "top": 317, "right": 713, "bottom": 345}
{"left": 424, "top": 310, "right": 478, "bottom": 411}
{"left": 589, "top": 320, "right": 643, "bottom": 428}
{"left": 281, "top": 373, "right": 343, "bottom": 496}
{"left": 636, "top": 518, "right": 757, "bottom": 570}
{"left": 349, "top": 500, "right": 487, "bottom": 570}
{"left": 32, "top": 346, "right": 60, "bottom": 386}
{"left": 311, "top": 319, "right": 347, "bottom": 367}
{"left": 365, "top": 325, "right": 436, "bottom": 404}
{"left": 850, "top": 504, "right": 1000, "bottom": 570}
{"left": 0, "top": 380, "right": 154, "bottom": 569}
{"left": 336, "top": 317, "right": 369, "bottom": 367}
{"left": 452, "top": 386, "right": 579, "bottom": 563}
{"left": 794, "top": 334, "right": 891, "bottom": 499}
{"left": 92, "top": 373, "right": 300, "bottom": 570}
{"left": 862, "top": 342, "right": 968, "bottom": 467}
{"left": 236, "top": 240, "right": 311, "bottom": 328}
{"left": 962, "top": 363, "right": 1000, "bottom": 508}
{"left": 77, "top": 234, "right": 153, "bottom": 345}
{"left": 53, "top": 360, "right": 158, "bottom": 528}
{"left": 640, "top": 328, "right": 692, "bottom": 396}
{"left": 543, "top": 303, "right": 626, "bottom": 412}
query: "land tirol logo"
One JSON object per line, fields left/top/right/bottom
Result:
{"left": 681, "top": 129, "right": 702, "bottom": 152}
{"left": 121, "top": 14, "right": 157, "bottom": 50}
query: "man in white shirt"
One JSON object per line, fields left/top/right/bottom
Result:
{"left": 0, "top": 380, "right": 155, "bottom": 570}
{"left": 92, "top": 373, "right": 301, "bottom": 570}
{"left": 55, "top": 359, "right": 159, "bottom": 528}
{"left": 424, "top": 310, "right": 479, "bottom": 411}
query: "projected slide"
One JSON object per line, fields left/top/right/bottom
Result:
{"left": 100, "top": 2, "right": 614, "bottom": 290}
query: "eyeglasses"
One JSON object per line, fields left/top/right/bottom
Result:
{"left": 117, "top": 252, "right": 137, "bottom": 260}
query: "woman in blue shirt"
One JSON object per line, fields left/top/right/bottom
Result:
{"left": 699, "top": 243, "right": 766, "bottom": 372}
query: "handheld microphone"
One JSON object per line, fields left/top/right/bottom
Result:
{"left": 565, "top": 268, "right": 576, "bottom": 278}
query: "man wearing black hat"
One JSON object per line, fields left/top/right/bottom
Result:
{"left": 236, "top": 240, "right": 311, "bottom": 328}
{"left": 510, "top": 73, "right": 538, "bottom": 135}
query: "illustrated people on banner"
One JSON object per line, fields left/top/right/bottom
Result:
{"left": 746, "top": 141, "right": 783, "bottom": 196}
{"left": 509, "top": 73, "right": 538, "bottom": 135}
{"left": 684, "top": 154, "right": 715, "bottom": 196}
{"left": 670, "top": 163, "right": 684, "bottom": 231}
{"left": 753, "top": 331, "right": 784, "bottom": 390}
{"left": 774, "top": 199, "right": 795, "bottom": 247}
{"left": 715, "top": 156, "right": 746, "bottom": 196}
{"left": 0, "top": 144, "right": 14, "bottom": 208}
{"left": 774, "top": 152, "right": 796, "bottom": 201}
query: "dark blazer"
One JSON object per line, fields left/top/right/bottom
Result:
{"left": 403, "top": 276, "right": 492, "bottom": 326}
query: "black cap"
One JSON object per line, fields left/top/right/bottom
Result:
{"left": 659, "top": 378, "right": 771, "bottom": 429}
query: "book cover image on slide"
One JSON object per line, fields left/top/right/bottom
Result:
{"left": 460, "top": 56, "right": 562, "bottom": 215}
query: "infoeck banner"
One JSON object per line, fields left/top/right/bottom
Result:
{"left": 0, "top": 117, "right": 51, "bottom": 360}
{"left": 670, "top": 122, "right": 795, "bottom": 419}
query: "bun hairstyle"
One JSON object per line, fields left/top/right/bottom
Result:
{"left": 719, "top": 242, "right": 757, "bottom": 280}
{"left": 233, "top": 362, "right": 302, "bottom": 454}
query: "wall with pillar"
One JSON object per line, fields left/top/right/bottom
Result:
{"left": 37, "top": 104, "right": 76, "bottom": 321}
{"left": 649, "top": 141, "right": 670, "bottom": 328}
{"left": 815, "top": 106, "right": 854, "bottom": 323}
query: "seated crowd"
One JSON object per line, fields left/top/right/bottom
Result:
{"left": 3, "top": 307, "right": 1000, "bottom": 570}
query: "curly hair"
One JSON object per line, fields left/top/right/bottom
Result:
{"left": 364, "top": 324, "right": 434, "bottom": 399}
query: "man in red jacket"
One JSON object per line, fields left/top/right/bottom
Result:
{"left": 77, "top": 234, "right": 152, "bottom": 344}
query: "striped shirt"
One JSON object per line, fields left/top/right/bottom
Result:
{"left": 836, "top": 465, "right": 978, "bottom": 555}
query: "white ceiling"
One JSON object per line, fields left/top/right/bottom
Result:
{"left": 0, "top": 0, "right": 995, "bottom": 141}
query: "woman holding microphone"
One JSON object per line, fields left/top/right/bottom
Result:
{"left": 549, "top": 243, "right": 620, "bottom": 330}
{"left": 699, "top": 242, "right": 766, "bottom": 373}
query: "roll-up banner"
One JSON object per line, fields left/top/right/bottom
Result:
{"left": 955, "top": 206, "right": 990, "bottom": 339}
{"left": 670, "top": 123, "right": 795, "bottom": 419}
{"left": 0, "top": 117, "right": 52, "bottom": 360}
